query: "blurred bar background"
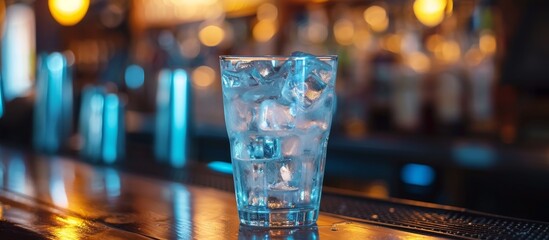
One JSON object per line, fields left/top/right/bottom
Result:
{"left": 0, "top": 0, "right": 548, "bottom": 222}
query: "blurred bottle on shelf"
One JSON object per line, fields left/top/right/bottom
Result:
{"left": 79, "top": 85, "right": 125, "bottom": 164}
{"left": 154, "top": 68, "right": 192, "bottom": 168}
{"left": 33, "top": 52, "right": 73, "bottom": 153}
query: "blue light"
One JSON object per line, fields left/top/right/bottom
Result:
{"left": 102, "top": 94, "right": 119, "bottom": 164}
{"left": 104, "top": 168, "right": 121, "bottom": 197}
{"left": 33, "top": 52, "right": 72, "bottom": 153}
{"left": 125, "top": 64, "right": 145, "bottom": 89}
{"left": 44, "top": 53, "right": 65, "bottom": 152}
{"left": 207, "top": 161, "right": 233, "bottom": 175}
{"left": 401, "top": 163, "right": 435, "bottom": 186}
{"left": 170, "top": 69, "right": 188, "bottom": 168}
{"left": 0, "top": 77, "right": 3, "bottom": 118}
{"left": 154, "top": 70, "right": 172, "bottom": 163}
{"left": 2, "top": 4, "right": 34, "bottom": 100}
{"left": 453, "top": 144, "right": 496, "bottom": 169}
{"left": 7, "top": 156, "right": 25, "bottom": 194}
{"left": 154, "top": 69, "right": 190, "bottom": 168}
{"left": 50, "top": 160, "right": 68, "bottom": 208}
{"left": 172, "top": 184, "right": 192, "bottom": 239}
{"left": 0, "top": 161, "right": 3, "bottom": 188}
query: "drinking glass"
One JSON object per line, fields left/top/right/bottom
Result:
{"left": 220, "top": 53, "right": 338, "bottom": 227}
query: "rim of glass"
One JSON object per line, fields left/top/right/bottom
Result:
{"left": 219, "top": 55, "right": 338, "bottom": 61}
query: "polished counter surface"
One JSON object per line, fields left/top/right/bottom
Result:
{"left": 0, "top": 147, "right": 440, "bottom": 239}
{"left": 0, "top": 146, "right": 548, "bottom": 239}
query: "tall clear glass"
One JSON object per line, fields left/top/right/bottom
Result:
{"left": 220, "top": 53, "right": 338, "bottom": 227}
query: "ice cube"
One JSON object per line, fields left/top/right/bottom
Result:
{"left": 235, "top": 135, "right": 281, "bottom": 160}
{"left": 241, "top": 83, "right": 280, "bottom": 103}
{"left": 302, "top": 74, "right": 328, "bottom": 108}
{"left": 235, "top": 61, "right": 253, "bottom": 71}
{"left": 291, "top": 51, "right": 333, "bottom": 73}
{"left": 254, "top": 136, "right": 280, "bottom": 159}
{"left": 258, "top": 100, "right": 296, "bottom": 131}
{"left": 250, "top": 61, "right": 275, "bottom": 83}
{"left": 221, "top": 69, "right": 259, "bottom": 88}
{"left": 279, "top": 53, "right": 335, "bottom": 109}
{"left": 282, "top": 135, "right": 301, "bottom": 157}
{"left": 225, "top": 97, "right": 256, "bottom": 132}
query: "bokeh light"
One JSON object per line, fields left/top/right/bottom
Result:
{"left": 125, "top": 64, "right": 145, "bottom": 89}
{"left": 426, "top": 34, "right": 444, "bottom": 52}
{"left": 382, "top": 34, "right": 401, "bottom": 53}
{"left": 364, "top": 5, "right": 389, "bottom": 32}
{"left": 307, "top": 21, "right": 328, "bottom": 44}
{"left": 406, "top": 51, "right": 431, "bottom": 73}
{"left": 435, "top": 40, "right": 461, "bottom": 63}
{"left": 479, "top": 31, "right": 497, "bottom": 55}
{"left": 256, "top": 3, "right": 277, "bottom": 21}
{"left": 333, "top": 18, "right": 354, "bottom": 46}
{"left": 48, "top": 0, "right": 90, "bottom": 26}
{"left": 199, "top": 25, "right": 225, "bottom": 47}
{"left": 353, "top": 28, "right": 371, "bottom": 50}
{"left": 465, "top": 46, "right": 484, "bottom": 66}
{"left": 253, "top": 20, "right": 277, "bottom": 42}
{"left": 192, "top": 66, "right": 216, "bottom": 88}
{"left": 413, "top": 0, "right": 448, "bottom": 27}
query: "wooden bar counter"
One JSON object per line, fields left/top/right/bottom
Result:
{"left": 0, "top": 146, "right": 547, "bottom": 239}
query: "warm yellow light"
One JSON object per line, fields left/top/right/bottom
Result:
{"left": 353, "top": 28, "right": 371, "bottom": 50}
{"left": 479, "top": 32, "right": 496, "bottom": 55}
{"left": 446, "top": 0, "right": 453, "bottom": 16}
{"left": 406, "top": 51, "right": 431, "bottom": 73}
{"left": 426, "top": 34, "right": 443, "bottom": 52}
{"left": 382, "top": 34, "right": 401, "bottom": 53}
{"left": 49, "top": 0, "right": 89, "bottom": 26}
{"left": 54, "top": 216, "right": 84, "bottom": 240}
{"left": 333, "top": 19, "right": 354, "bottom": 45}
{"left": 199, "top": 25, "right": 225, "bottom": 47}
{"left": 364, "top": 5, "right": 386, "bottom": 27}
{"left": 413, "top": 0, "right": 446, "bottom": 27}
{"left": 465, "top": 47, "right": 484, "bottom": 66}
{"left": 364, "top": 5, "right": 389, "bottom": 32}
{"left": 256, "top": 3, "right": 277, "bottom": 21}
{"left": 192, "top": 66, "right": 216, "bottom": 88}
{"left": 253, "top": 19, "right": 277, "bottom": 42}
{"left": 307, "top": 22, "right": 328, "bottom": 44}
{"left": 435, "top": 40, "right": 461, "bottom": 63}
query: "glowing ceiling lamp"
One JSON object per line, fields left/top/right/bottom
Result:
{"left": 49, "top": 0, "right": 90, "bottom": 26}
{"left": 413, "top": 0, "right": 450, "bottom": 27}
